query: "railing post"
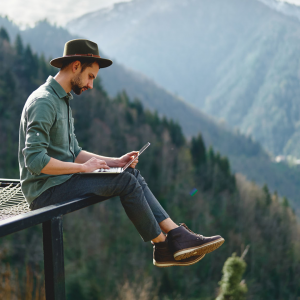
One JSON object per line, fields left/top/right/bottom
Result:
{"left": 43, "top": 215, "right": 66, "bottom": 300}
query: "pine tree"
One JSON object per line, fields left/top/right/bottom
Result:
{"left": 262, "top": 184, "right": 272, "bottom": 206}
{"left": 167, "top": 120, "right": 185, "bottom": 147}
{"left": 15, "top": 34, "right": 23, "bottom": 56}
{"left": 216, "top": 253, "right": 248, "bottom": 300}
{"left": 282, "top": 197, "right": 289, "bottom": 208}
{"left": 191, "top": 133, "right": 206, "bottom": 167}
{"left": 0, "top": 27, "right": 10, "bottom": 42}
{"left": 23, "top": 44, "right": 39, "bottom": 79}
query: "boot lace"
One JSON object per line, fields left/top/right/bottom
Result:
{"left": 179, "top": 223, "right": 204, "bottom": 240}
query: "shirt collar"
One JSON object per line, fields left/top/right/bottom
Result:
{"left": 46, "top": 76, "right": 73, "bottom": 101}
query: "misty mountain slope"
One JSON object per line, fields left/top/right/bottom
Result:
{"left": 67, "top": 0, "right": 250, "bottom": 106}
{"left": 258, "top": 0, "right": 300, "bottom": 20}
{"left": 0, "top": 17, "right": 265, "bottom": 158}
{"left": 3, "top": 17, "right": 300, "bottom": 212}
{"left": 67, "top": 0, "right": 300, "bottom": 157}
{"left": 102, "top": 63, "right": 265, "bottom": 159}
{"left": 205, "top": 10, "right": 300, "bottom": 156}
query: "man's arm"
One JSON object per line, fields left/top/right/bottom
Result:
{"left": 23, "top": 99, "right": 137, "bottom": 176}
{"left": 74, "top": 150, "right": 120, "bottom": 167}
{"left": 41, "top": 150, "right": 139, "bottom": 175}
{"left": 22, "top": 99, "right": 55, "bottom": 176}
{"left": 41, "top": 156, "right": 110, "bottom": 175}
{"left": 75, "top": 150, "right": 139, "bottom": 168}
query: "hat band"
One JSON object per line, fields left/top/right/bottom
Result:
{"left": 64, "top": 53, "right": 101, "bottom": 58}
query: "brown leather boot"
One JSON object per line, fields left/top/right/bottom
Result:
{"left": 168, "top": 223, "right": 224, "bottom": 261}
{"left": 153, "top": 237, "right": 205, "bottom": 267}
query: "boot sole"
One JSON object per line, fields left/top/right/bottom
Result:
{"left": 173, "top": 238, "right": 225, "bottom": 261}
{"left": 153, "top": 254, "right": 205, "bottom": 268}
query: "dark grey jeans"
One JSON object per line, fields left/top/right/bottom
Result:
{"left": 30, "top": 168, "right": 169, "bottom": 242}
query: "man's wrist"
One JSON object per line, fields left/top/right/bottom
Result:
{"left": 113, "top": 157, "right": 122, "bottom": 167}
{"left": 79, "top": 164, "right": 87, "bottom": 173}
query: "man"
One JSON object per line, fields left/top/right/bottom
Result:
{"left": 18, "top": 39, "right": 224, "bottom": 267}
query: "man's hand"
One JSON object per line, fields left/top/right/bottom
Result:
{"left": 119, "top": 151, "right": 139, "bottom": 169}
{"left": 82, "top": 157, "right": 110, "bottom": 173}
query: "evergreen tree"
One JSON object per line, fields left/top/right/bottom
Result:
{"left": 15, "top": 34, "right": 23, "bottom": 56}
{"left": 0, "top": 27, "right": 10, "bottom": 42}
{"left": 23, "top": 45, "right": 39, "bottom": 78}
{"left": 207, "top": 146, "right": 215, "bottom": 161}
{"left": 282, "top": 197, "right": 289, "bottom": 208}
{"left": 216, "top": 253, "right": 248, "bottom": 300}
{"left": 191, "top": 133, "right": 206, "bottom": 167}
{"left": 263, "top": 184, "right": 272, "bottom": 206}
{"left": 219, "top": 156, "right": 231, "bottom": 176}
{"left": 167, "top": 120, "right": 185, "bottom": 147}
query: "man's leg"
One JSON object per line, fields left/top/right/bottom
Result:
{"left": 122, "top": 170, "right": 224, "bottom": 265}
{"left": 30, "top": 170, "right": 223, "bottom": 266}
{"left": 122, "top": 168, "right": 209, "bottom": 266}
{"left": 124, "top": 168, "right": 178, "bottom": 236}
{"left": 30, "top": 172, "right": 162, "bottom": 242}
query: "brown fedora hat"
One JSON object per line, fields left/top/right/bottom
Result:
{"left": 50, "top": 39, "right": 113, "bottom": 69}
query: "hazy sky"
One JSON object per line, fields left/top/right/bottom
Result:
{"left": 0, "top": 0, "right": 132, "bottom": 28}
{"left": 0, "top": 0, "right": 299, "bottom": 28}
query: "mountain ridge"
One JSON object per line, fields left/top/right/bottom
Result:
{"left": 258, "top": 0, "right": 300, "bottom": 20}
{"left": 0, "top": 16, "right": 265, "bottom": 157}
{"left": 2, "top": 17, "right": 300, "bottom": 214}
{"left": 66, "top": 0, "right": 300, "bottom": 157}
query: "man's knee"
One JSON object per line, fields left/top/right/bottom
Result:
{"left": 125, "top": 167, "right": 140, "bottom": 177}
{"left": 119, "top": 171, "right": 142, "bottom": 196}
{"left": 125, "top": 168, "right": 146, "bottom": 183}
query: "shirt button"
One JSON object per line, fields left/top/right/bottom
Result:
{"left": 36, "top": 133, "right": 39, "bottom": 136}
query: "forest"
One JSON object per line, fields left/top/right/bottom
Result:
{"left": 2, "top": 15, "right": 300, "bottom": 216}
{"left": 0, "top": 28, "right": 299, "bottom": 299}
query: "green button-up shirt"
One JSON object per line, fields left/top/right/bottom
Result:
{"left": 18, "top": 76, "right": 82, "bottom": 205}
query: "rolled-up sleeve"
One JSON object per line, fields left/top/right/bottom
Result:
{"left": 74, "top": 135, "right": 82, "bottom": 158}
{"left": 22, "top": 98, "right": 55, "bottom": 175}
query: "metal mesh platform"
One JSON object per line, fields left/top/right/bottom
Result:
{"left": 0, "top": 180, "right": 30, "bottom": 221}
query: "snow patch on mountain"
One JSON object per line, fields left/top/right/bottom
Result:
{"left": 258, "top": 0, "right": 300, "bottom": 21}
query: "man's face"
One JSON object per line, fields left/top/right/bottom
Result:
{"left": 71, "top": 62, "right": 99, "bottom": 95}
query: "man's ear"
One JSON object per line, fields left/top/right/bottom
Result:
{"left": 72, "top": 61, "right": 81, "bottom": 73}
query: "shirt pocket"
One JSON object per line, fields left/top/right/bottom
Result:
{"left": 51, "top": 117, "right": 69, "bottom": 145}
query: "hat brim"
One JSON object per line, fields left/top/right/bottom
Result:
{"left": 50, "top": 56, "right": 113, "bottom": 69}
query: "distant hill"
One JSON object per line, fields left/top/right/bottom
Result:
{"left": 258, "top": 0, "right": 300, "bottom": 20}
{"left": 1, "top": 32, "right": 299, "bottom": 300}
{"left": 0, "top": 17, "right": 265, "bottom": 157}
{"left": 67, "top": 0, "right": 300, "bottom": 157}
{"left": 2, "top": 17, "right": 300, "bottom": 213}
{"left": 0, "top": 17, "right": 270, "bottom": 156}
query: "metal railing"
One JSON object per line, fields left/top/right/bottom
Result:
{"left": 0, "top": 178, "right": 103, "bottom": 300}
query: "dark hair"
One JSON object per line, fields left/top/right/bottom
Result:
{"left": 60, "top": 58, "right": 100, "bottom": 72}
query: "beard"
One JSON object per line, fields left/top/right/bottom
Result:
{"left": 71, "top": 74, "right": 88, "bottom": 95}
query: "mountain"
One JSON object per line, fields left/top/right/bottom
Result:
{"left": 2, "top": 17, "right": 300, "bottom": 214}
{"left": 0, "top": 32, "right": 299, "bottom": 299}
{"left": 0, "top": 17, "right": 260, "bottom": 152}
{"left": 258, "top": 0, "right": 300, "bottom": 20}
{"left": 67, "top": 0, "right": 300, "bottom": 157}
{"left": 0, "top": 19, "right": 266, "bottom": 153}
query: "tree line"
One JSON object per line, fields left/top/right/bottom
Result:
{"left": 0, "top": 28, "right": 299, "bottom": 300}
